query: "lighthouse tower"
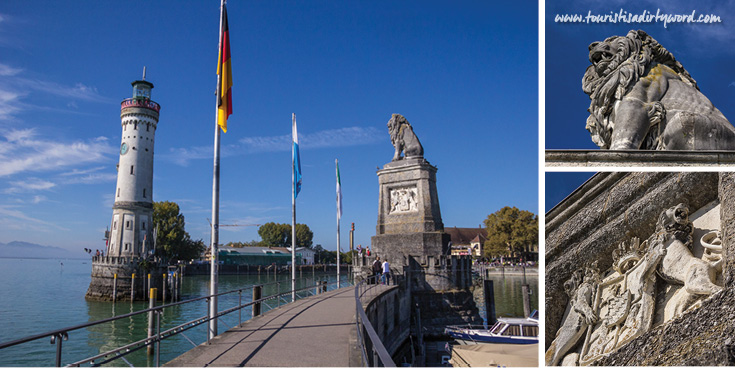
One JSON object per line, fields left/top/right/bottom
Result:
{"left": 107, "top": 71, "right": 160, "bottom": 259}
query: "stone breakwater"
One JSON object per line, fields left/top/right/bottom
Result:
{"left": 86, "top": 256, "right": 174, "bottom": 302}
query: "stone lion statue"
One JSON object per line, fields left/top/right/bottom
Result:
{"left": 387, "top": 114, "right": 423, "bottom": 161}
{"left": 582, "top": 30, "right": 735, "bottom": 150}
{"left": 649, "top": 203, "right": 721, "bottom": 312}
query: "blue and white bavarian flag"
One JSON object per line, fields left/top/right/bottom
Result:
{"left": 292, "top": 113, "right": 302, "bottom": 199}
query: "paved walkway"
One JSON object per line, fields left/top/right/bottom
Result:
{"left": 165, "top": 285, "right": 383, "bottom": 367}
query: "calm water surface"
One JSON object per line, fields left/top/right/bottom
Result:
{"left": 0, "top": 258, "right": 538, "bottom": 366}
{"left": 0, "top": 258, "right": 344, "bottom": 366}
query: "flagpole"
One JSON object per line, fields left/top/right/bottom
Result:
{"left": 209, "top": 0, "right": 226, "bottom": 340}
{"left": 336, "top": 159, "right": 340, "bottom": 288}
{"left": 291, "top": 113, "right": 296, "bottom": 302}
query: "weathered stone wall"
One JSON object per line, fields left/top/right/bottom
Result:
{"left": 546, "top": 172, "right": 735, "bottom": 365}
{"left": 86, "top": 256, "right": 170, "bottom": 301}
{"left": 365, "top": 286, "right": 411, "bottom": 357}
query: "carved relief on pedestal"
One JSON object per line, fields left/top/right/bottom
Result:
{"left": 389, "top": 187, "right": 418, "bottom": 214}
{"left": 546, "top": 203, "right": 724, "bottom": 366}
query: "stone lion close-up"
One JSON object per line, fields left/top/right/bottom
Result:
{"left": 582, "top": 30, "right": 735, "bottom": 150}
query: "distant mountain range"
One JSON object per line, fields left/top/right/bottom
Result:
{"left": 0, "top": 241, "right": 87, "bottom": 259}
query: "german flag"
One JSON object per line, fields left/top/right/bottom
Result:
{"left": 217, "top": 4, "right": 232, "bottom": 133}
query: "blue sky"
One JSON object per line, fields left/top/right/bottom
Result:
{"left": 545, "top": 0, "right": 735, "bottom": 149}
{"left": 0, "top": 1, "right": 538, "bottom": 256}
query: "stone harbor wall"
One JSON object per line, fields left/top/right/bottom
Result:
{"left": 86, "top": 256, "right": 172, "bottom": 301}
{"left": 546, "top": 172, "right": 735, "bottom": 365}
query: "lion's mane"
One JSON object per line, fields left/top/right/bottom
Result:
{"left": 582, "top": 30, "right": 697, "bottom": 149}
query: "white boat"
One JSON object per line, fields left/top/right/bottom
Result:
{"left": 445, "top": 311, "right": 538, "bottom": 345}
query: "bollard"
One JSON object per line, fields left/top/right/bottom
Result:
{"left": 523, "top": 265, "right": 527, "bottom": 284}
{"left": 483, "top": 280, "right": 497, "bottom": 325}
{"left": 162, "top": 273, "right": 167, "bottom": 303}
{"left": 252, "top": 285, "right": 262, "bottom": 317}
{"left": 315, "top": 281, "right": 320, "bottom": 295}
{"left": 147, "top": 288, "right": 157, "bottom": 355}
{"left": 131, "top": 273, "right": 135, "bottom": 301}
{"left": 113, "top": 273, "right": 117, "bottom": 303}
{"left": 522, "top": 284, "right": 531, "bottom": 318}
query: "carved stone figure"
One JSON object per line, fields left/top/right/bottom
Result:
{"left": 582, "top": 30, "right": 735, "bottom": 150}
{"left": 545, "top": 263, "right": 600, "bottom": 366}
{"left": 387, "top": 114, "right": 424, "bottom": 161}
{"left": 653, "top": 203, "right": 722, "bottom": 317}
{"left": 577, "top": 237, "right": 663, "bottom": 365}
{"left": 389, "top": 187, "right": 418, "bottom": 214}
{"left": 547, "top": 203, "right": 724, "bottom": 366}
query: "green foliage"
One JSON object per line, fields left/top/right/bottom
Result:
{"left": 258, "top": 222, "right": 290, "bottom": 247}
{"left": 312, "top": 244, "right": 349, "bottom": 264}
{"left": 225, "top": 240, "right": 264, "bottom": 248}
{"left": 152, "top": 201, "right": 206, "bottom": 263}
{"left": 257, "top": 222, "right": 313, "bottom": 248}
{"left": 294, "top": 223, "right": 313, "bottom": 248}
{"left": 483, "top": 206, "right": 538, "bottom": 259}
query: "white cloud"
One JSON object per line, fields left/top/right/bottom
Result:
{"left": 31, "top": 195, "right": 46, "bottom": 204}
{"left": 0, "top": 129, "right": 115, "bottom": 177}
{"left": 0, "top": 204, "right": 67, "bottom": 232}
{"left": 163, "top": 126, "right": 382, "bottom": 166}
{"left": 60, "top": 172, "right": 117, "bottom": 185}
{"left": 0, "top": 63, "right": 22, "bottom": 77}
{"left": 4, "top": 177, "right": 55, "bottom": 194}
{"left": 0, "top": 63, "right": 113, "bottom": 121}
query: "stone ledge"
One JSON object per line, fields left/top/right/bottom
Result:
{"left": 545, "top": 149, "right": 735, "bottom": 167}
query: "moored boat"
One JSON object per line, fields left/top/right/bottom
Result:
{"left": 445, "top": 311, "right": 538, "bottom": 345}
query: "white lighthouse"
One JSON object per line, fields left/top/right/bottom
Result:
{"left": 106, "top": 71, "right": 160, "bottom": 259}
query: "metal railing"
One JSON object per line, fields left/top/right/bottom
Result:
{"left": 0, "top": 277, "right": 346, "bottom": 367}
{"left": 354, "top": 274, "right": 396, "bottom": 367}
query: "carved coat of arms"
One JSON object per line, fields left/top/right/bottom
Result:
{"left": 546, "top": 203, "right": 724, "bottom": 366}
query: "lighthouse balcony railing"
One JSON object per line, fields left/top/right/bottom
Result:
{"left": 121, "top": 98, "right": 160, "bottom": 113}
{"left": 0, "top": 277, "right": 348, "bottom": 367}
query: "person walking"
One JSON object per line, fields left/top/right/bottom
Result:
{"left": 381, "top": 259, "right": 391, "bottom": 285}
{"left": 372, "top": 256, "right": 382, "bottom": 284}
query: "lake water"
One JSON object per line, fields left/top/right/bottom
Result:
{"left": 0, "top": 258, "right": 538, "bottom": 366}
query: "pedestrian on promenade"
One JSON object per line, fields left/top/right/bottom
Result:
{"left": 381, "top": 259, "right": 390, "bottom": 285}
{"left": 372, "top": 256, "right": 382, "bottom": 284}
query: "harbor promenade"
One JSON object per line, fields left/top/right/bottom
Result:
{"left": 165, "top": 284, "right": 392, "bottom": 367}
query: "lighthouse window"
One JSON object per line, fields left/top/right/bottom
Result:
{"left": 143, "top": 188, "right": 146, "bottom": 198}
{"left": 134, "top": 122, "right": 138, "bottom": 130}
{"left": 146, "top": 124, "right": 149, "bottom": 132}
{"left": 113, "top": 221, "right": 117, "bottom": 230}
{"left": 117, "top": 188, "right": 120, "bottom": 197}
{"left": 130, "top": 165, "right": 134, "bottom": 175}
{"left": 141, "top": 221, "right": 146, "bottom": 230}
{"left": 126, "top": 220, "right": 131, "bottom": 229}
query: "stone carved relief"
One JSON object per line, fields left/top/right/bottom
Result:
{"left": 389, "top": 187, "right": 418, "bottom": 214}
{"left": 546, "top": 203, "right": 724, "bottom": 366}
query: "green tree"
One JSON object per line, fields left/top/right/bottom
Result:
{"left": 153, "top": 201, "right": 206, "bottom": 263}
{"left": 257, "top": 222, "right": 313, "bottom": 248}
{"left": 225, "top": 240, "right": 263, "bottom": 248}
{"left": 294, "top": 223, "right": 313, "bottom": 248}
{"left": 258, "top": 222, "right": 291, "bottom": 247}
{"left": 483, "top": 206, "right": 538, "bottom": 260}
